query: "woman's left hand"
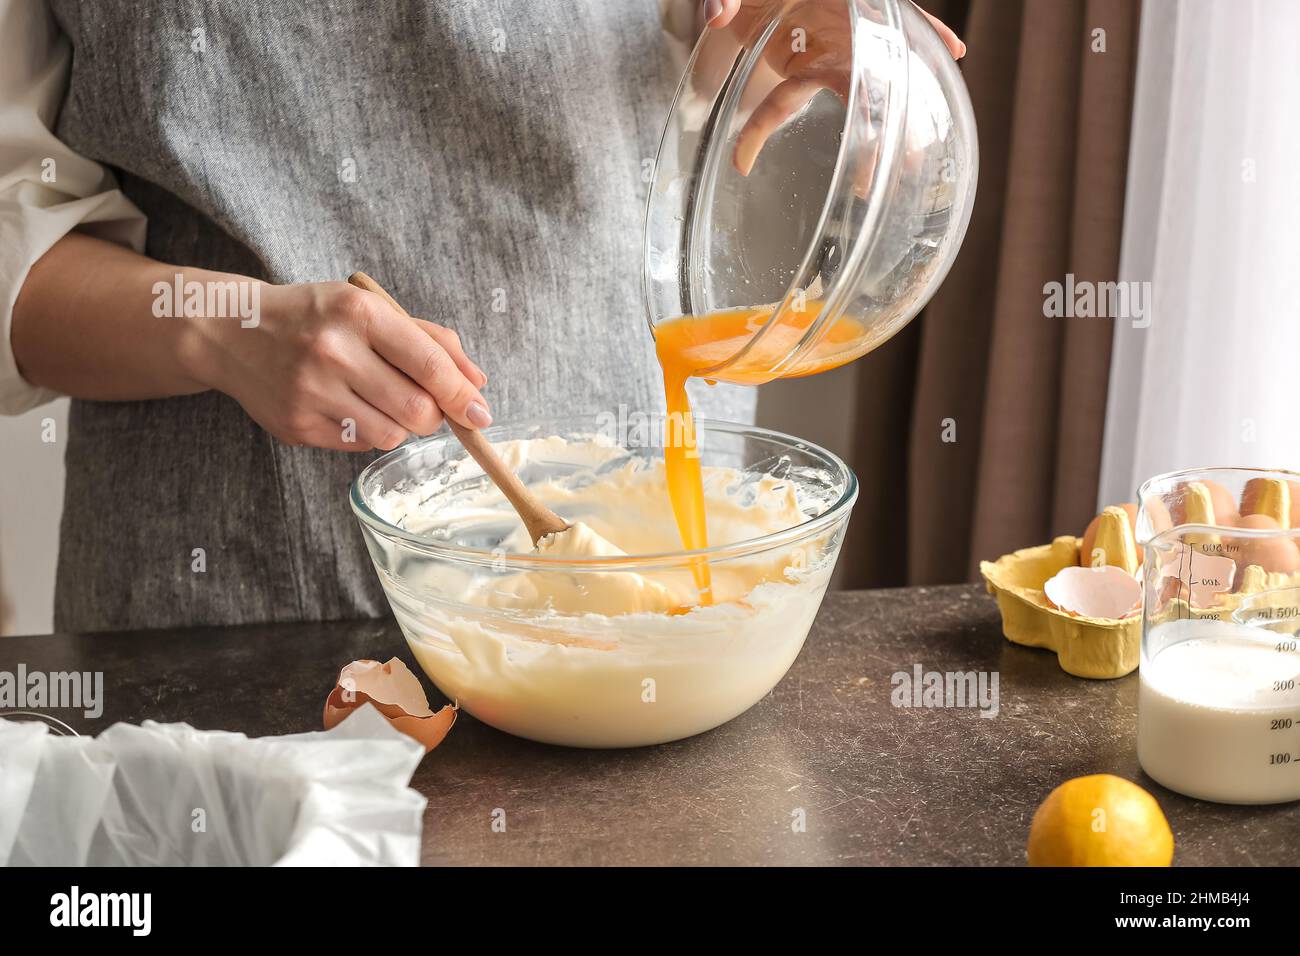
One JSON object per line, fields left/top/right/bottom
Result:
{"left": 704, "top": 0, "right": 965, "bottom": 58}
{"left": 701, "top": 0, "right": 966, "bottom": 175}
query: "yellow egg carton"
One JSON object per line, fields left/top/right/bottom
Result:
{"left": 982, "top": 481, "right": 1300, "bottom": 679}
{"left": 980, "top": 535, "right": 1140, "bottom": 679}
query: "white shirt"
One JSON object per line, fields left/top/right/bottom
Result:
{"left": 1, "top": 4, "right": 150, "bottom": 412}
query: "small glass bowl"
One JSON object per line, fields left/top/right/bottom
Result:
{"left": 644, "top": 0, "right": 978, "bottom": 382}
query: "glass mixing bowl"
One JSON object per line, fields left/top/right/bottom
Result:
{"left": 644, "top": 0, "right": 978, "bottom": 382}
{"left": 351, "top": 414, "right": 857, "bottom": 748}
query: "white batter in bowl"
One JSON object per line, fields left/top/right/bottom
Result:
{"left": 351, "top": 415, "right": 857, "bottom": 747}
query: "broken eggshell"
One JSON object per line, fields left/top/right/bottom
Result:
{"left": 1044, "top": 565, "right": 1142, "bottom": 620}
{"left": 324, "top": 658, "right": 456, "bottom": 753}
{"left": 1153, "top": 545, "right": 1237, "bottom": 606}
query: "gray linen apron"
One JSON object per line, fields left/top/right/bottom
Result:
{"left": 46, "top": 0, "right": 755, "bottom": 632}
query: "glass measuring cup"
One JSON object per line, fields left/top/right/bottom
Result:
{"left": 1136, "top": 467, "right": 1300, "bottom": 804}
{"left": 644, "top": 0, "right": 978, "bottom": 385}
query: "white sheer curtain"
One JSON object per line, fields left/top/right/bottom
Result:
{"left": 1098, "top": 0, "right": 1300, "bottom": 506}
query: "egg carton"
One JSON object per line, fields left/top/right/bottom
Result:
{"left": 982, "top": 538, "right": 1298, "bottom": 679}
{"left": 980, "top": 536, "right": 1139, "bottom": 679}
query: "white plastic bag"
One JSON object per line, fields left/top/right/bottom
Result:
{"left": 0, "top": 704, "right": 426, "bottom": 866}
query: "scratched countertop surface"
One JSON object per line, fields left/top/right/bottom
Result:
{"left": 3, "top": 584, "right": 1294, "bottom": 866}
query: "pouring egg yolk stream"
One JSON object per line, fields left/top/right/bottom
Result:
{"left": 653, "top": 302, "right": 868, "bottom": 607}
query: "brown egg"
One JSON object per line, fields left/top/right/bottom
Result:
{"left": 1079, "top": 504, "right": 1139, "bottom": 567}
{"left": 1155, "top": 574, "right": 1192, "bottom": 608}
{"left": 1204, "top": 480, "right": 1240, "bottom": 524}
{"left": 1231, "top": 514, "right": 1300, "bottom": 575}
{"left": 1290, "top": 482, "right": 1300, "bottom": 528}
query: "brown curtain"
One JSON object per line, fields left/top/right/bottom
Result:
{"left": 841, "top": 0, "right": 1141, "bottom": 588}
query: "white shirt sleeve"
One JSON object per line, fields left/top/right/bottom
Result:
{"left": 0, "top": 0, "right": 147, "bottom": 415}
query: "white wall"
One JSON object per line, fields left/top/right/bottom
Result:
{"left": 0, "top": 397, "right": 67, "bottom": 635}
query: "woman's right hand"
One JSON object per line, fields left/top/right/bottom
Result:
{"left": 194, "top": 280, "right": 491, "bottom": 451}
{"left": 13, "top": 235, "right": 491, "bottom": 450}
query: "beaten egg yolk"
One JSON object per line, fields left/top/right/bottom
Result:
{"left": 654, "top": 301, "right": 867, "bottom": 604}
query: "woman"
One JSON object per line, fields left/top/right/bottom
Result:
{"left": 2, "top": 0, "right": 963, "bottom": 632}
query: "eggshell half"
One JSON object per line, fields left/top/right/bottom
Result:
{"left": 323, "top": 658, "right": 457, "bottom": 753}
{"left": 1044, "top": 566, "right": 1142, "bottom": 620}
{"left": 1153, "top": 544, "right": 1236, "bottom": 608}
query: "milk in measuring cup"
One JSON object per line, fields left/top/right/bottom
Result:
{"left": 1138, "top": 619, "right": 1300, "bottom": 804}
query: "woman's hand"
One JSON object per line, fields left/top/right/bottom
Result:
{"left": 704, "top": 0, "right": 965, "bottom": 59}
{"left": 196, "top": 281, "right": 491, "bottom": 451}
{"left": 13, "top": 233, "right": 491, "bottom": 452}
{"left": 700, "top": 0, "right": 966, "bottom": 175}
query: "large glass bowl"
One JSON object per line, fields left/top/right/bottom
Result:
{"left": 351, "top": 415, "right": 857, "bottom": 748}
{"left": 644, "top": 0, "right": 978, "bottom": 382}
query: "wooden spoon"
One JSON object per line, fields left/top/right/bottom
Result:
{"left": 347, "top": 272, "right": 570, "bottom": 545}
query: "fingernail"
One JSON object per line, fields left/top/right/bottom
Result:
{"left": 704, "top": 0, "right": 723, "bottom": 24}
{"left": 466, "top": 402, "right": 493, "bottom": 429}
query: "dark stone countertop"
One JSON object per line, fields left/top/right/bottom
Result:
{"left": 2, "top": 584, "right": 1294, "bottom": 866}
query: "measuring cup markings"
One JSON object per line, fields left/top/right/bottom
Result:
{"left": 1139, "top": 622, "right": 1300, "bottom": 804}
{"left": 1137, "top": 467, "right": 1300, "bottom": 803}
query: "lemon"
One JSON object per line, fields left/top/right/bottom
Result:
{"left": 1027, "top": 774, "right": 1174, "bottom": 866}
